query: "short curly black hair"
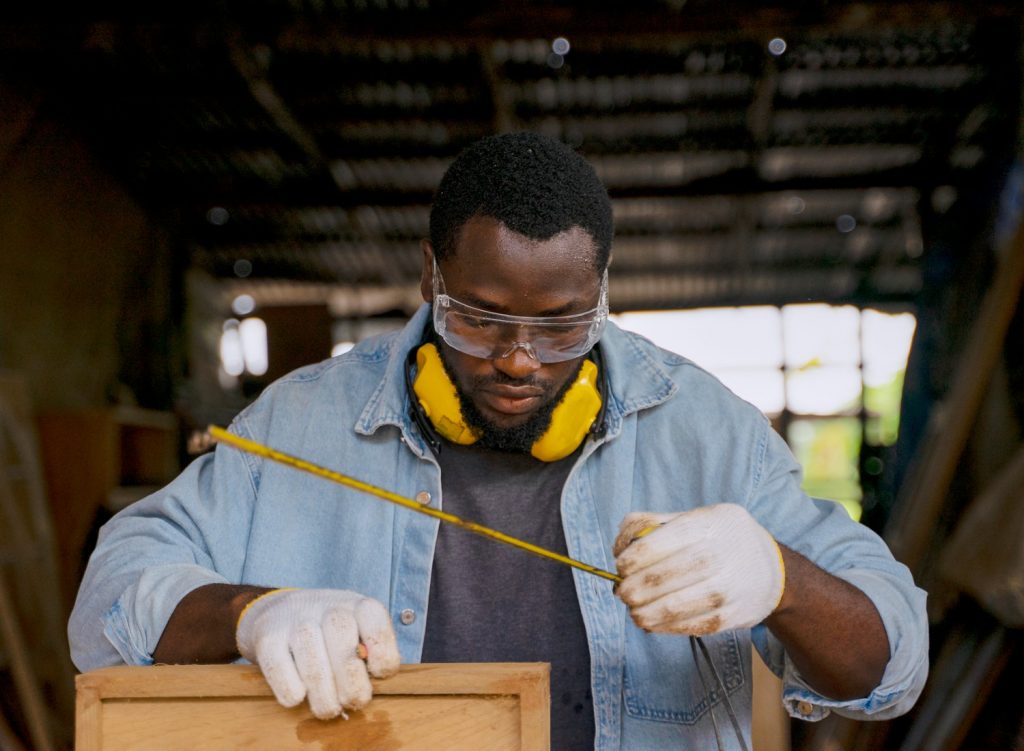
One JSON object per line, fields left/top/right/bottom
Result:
{"left": 429, "top": 132, "right": 613, "bottom": 275}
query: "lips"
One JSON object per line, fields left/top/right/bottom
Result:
{"left": 479, "top": 386, "right": 545, "bottom": 416}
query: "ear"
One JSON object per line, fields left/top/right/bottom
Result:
{"left": 420, "top": 239, "right": 434, "bottom": 303}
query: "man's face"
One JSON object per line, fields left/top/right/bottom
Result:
{"left": 420, "top": 215, "right": 604, "bottom": 452}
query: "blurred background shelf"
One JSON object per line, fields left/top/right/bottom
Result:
{"left": 35, "top": 407, "right": 180, "bottom": 613}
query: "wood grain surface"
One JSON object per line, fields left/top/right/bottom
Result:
{"left": 76, "top": 663, "right": 550, "bottom": 751}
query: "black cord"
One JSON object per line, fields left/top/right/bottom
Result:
{"left": 690, "top": 635, "right": 750, "bottom": 751}
{"left": 690, "top": 636, "right": 725, "bottom": 751}
{"left": 404, "top": 345, "right": 443, "bottom": 455}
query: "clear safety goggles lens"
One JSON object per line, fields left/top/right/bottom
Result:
{"left": 432, "top": 261, "right": 608, "bottom": 364}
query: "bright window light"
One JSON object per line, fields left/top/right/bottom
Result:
{"left": 614, "top": 306, "right": 782, "bottom": 369}
{"left": 239, "top": 317, "right": 268, "bottom": 376}
{"left": 220, "top": 320, "right": 245, "bottom": 377}
{"left": 613, "top": 307, "right": 784, "bottom": 414}
{"left": 782, "top": 304, "right": 860, "bottom": 368}
{"left": 332, "top": 341, "right": 356, "bottom": 357}
{"left": 863, "top": 309, "right": 917, "bottom": 446}
{"left": 862, "top": 310, "right": 917, "bottom": 386}
{"left": 788, "top": 416, "right": 864, "bottom": 520}
{"left": 219, "top": 317, "right": 268, "bottom": 378}
{"left": 786, "top": 365, "right": 862, "bottom": 415}
{"left": 613, "top": 304, "right": 917, "bottom": 519}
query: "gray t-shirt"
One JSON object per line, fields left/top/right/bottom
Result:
{"left": 421, "top": 442, "right": 595, "bottom": 749}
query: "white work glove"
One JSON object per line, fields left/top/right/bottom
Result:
{"left": 613, "top": 504, "right": 786, "bottom": 636}
{"left": 236, "top": 588, "right": 400, "bottom": 719}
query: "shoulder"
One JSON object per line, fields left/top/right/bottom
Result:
{"left": 234, "top": 329, "right": 404, "bottom": 428}
{"left": 278, "top": 333, "right": 394, "bottom": 391}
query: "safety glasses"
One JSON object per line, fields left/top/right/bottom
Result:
{"left": 432, "top": 259, "right": 608, "bottom": 363}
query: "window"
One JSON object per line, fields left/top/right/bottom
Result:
{"left": 219, "top": 317, "right": 268, "bottom": 385}
{"left": 613, "top": 305, "right": 916, "bottom": 520}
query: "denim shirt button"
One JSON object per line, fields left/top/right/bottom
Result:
{"left": 415, "top": 491, "right": 431, "bottom": 506}
{"left": 400, "top": 608, "right": 416, "bottom": 625}
{"left": 797, "top": 701, "right": 814, "bottom": 716}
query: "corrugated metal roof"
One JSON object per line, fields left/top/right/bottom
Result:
{"left": 4, "top": 1, "right": 1019, "bottom": 315}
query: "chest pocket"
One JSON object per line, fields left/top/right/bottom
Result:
{"left": 623, "top": 620, "right": 746, "bottom": 724}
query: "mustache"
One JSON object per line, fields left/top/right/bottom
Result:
{"left": 469, "top": 372, "right": 552, "bottom": 390}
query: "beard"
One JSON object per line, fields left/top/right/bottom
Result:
{"left": 434, "top": 337, "right": 584, "bottom": 455}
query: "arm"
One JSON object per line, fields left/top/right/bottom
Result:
{"left": 752, "top": 428, "right": 928, "bottom": 718}
{"left": 614, "top": 419, "right": 927, "bottom": 720}
{"left": 765, "top": 545, "right": 889, "bottom": 700}
{"left": 153, "top": 584, "right": 401, "bottom": 719}
{"left": 68, "top": 446, "right": 253, "bottom": 671}
{"left": 152, "top": 583, "right": 271, "bottom": 664}
{"left": 614, "top": 507, "right": 907, "bottom": 703}
{"left": 68, "top": 367, "right": 408, "bottom": 719}
{"left": 74, "top": 439, "right": 401, "bottom": 719}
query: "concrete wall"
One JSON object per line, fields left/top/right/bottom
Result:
{"left": 0, "top": 81, "right": 176, "bottom": 411}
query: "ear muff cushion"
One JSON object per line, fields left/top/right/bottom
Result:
{"left": 530, "top": 359, "right": 601, "bottom": 461}
{"left": 413, "top": 343, "right": 479, "bottom": 445}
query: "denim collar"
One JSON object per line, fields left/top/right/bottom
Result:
{"left": 355, "top": 303, "right": 678, "bottom": 443}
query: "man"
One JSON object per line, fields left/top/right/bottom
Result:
{"left": 69, "top": 132, "right": 928, "bottom": 749}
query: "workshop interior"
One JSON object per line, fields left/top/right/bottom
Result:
{"left": 1, "top": 0, "right": 1023, "bottom": 748}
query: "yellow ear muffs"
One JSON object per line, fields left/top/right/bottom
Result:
{"left": 530, "top": 358, "right": 601, "bottom": 461}
{"left": 411, "top": 343, "right": 602, "bottom": 462}
{"left": 413, "top": 343, "right": 480, "bottom": 446}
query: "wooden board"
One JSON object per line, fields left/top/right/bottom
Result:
{"left": 76, "top": 663, "right": 550, "bottom": 751}
{"left": 751, "top": 648, "right": 788, "bottom": 751}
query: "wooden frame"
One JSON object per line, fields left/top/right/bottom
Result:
{"left": 76, "top": 663, "right": 550, "bottom": 750}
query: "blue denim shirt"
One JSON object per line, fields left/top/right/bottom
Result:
{"left": 69, "top": 305, "right": 928, "bottom": 750}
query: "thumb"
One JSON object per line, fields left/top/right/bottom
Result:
{"left": 612, "top": 512, "right": 676, "bottom": 557}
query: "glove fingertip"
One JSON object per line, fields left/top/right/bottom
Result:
{"left": 334, "top": 658, "right": 374, "bottom": 712}
{"left": 365, "top": 642, "right": 401, "bottom": 678}
{"left": 368, "top": 660, "right": 400, "bottom": 679}
{"left": 263, "top": 666, "right": 307, "bottom": 709}
{"left": 308, "top": 698, "right": 344, "bottom": 720}
{"left": 345, "top": 680, "right": 373, "bottom": 711}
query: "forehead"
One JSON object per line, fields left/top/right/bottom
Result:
{"left": 441, "top": 216, "right": 600, "bottom": 313}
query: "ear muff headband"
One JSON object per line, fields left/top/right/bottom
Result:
{"left": 411, "top": 342, "right": 602, "bottom": 462}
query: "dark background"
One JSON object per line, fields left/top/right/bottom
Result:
{"left": 1, "top": 2, "right": 1022, "bottom": 749}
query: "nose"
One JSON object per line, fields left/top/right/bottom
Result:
{"left": 492, "top": 342, "right": 542, "bottom": 379}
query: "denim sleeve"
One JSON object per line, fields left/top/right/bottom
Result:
{"left": 68, "top": 433, "right": 260, "bottom": 671}
{"left": 749, "top": 424, "right": 929, "bottom": 722}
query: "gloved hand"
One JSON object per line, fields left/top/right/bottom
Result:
{"left": 236, "top": 588, "right": 400, "bottom": 719}
{"left": 613, "top": 504, "right": 786, "bottom": 636}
